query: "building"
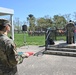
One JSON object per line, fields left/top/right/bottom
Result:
{"left": 0, "top": 7, "right": 14, "bottom": 40}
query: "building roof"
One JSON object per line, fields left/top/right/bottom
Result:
{"left": 0, "top": 7, "right": 14, "bottom": 16}
{"left": 0, "top": 7, "right": 14, "bottom": 40}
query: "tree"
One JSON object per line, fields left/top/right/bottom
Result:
{"left": 27, "top": 14, "right": 36, "bottom": 31}
{"left": 37, "top": 16, "right": 52, "bottom": 31}
{"left": 63, "top": 14, "right": 71, "bottom": 22}
{"left": 53, "top": 15, "right": 67, "bottom": 28}
{"left": 73, "top": 12, "right": 76, "bottom": 21}
{"left": 13, "top": 17, "right": 22, "bottom": 33}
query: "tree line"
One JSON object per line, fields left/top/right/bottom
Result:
{"left": 13, "top": 13, "right": 76, "bottom": 32}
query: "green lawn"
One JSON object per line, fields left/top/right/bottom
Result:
{"left": 13, "top": 33, "right": 66, "bottom": 47}
{"left": 56, "top": 35, "right": 66, "bottom": 41}
{"left": 14, "top": 33, "right": 45, "bottom": 47}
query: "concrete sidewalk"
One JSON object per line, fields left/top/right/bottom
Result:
{"left": 17, "top": 45, "right": 76, "bottom": 75}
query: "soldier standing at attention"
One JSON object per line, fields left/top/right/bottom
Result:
{"left": 0, "top": 19, "right": 23, "bottom": 75}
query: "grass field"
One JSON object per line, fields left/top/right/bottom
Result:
{"left": 13, "top": 33, "right": 66, "bottom": 47}
{"left": 14, "top": 33, "right": 45, "bottom": 47}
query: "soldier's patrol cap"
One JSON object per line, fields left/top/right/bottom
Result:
{"left": 0, "top": 19, "right": 11, "bottom": 26}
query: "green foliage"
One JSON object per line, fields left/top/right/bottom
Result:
{"left": 37, "top": 17, "right": 52, "bottom": 30}
{"left": 27, "top": 14, "right": 36, "bottom": 31}
{"left": 53, "top": 15, "right": 67, "bottom": 28}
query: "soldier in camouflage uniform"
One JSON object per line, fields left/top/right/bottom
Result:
{"left": 66, "top": 20, "right": 75, "bottom": 44}
{"left": 0, "top": 19, "right": 23, "bottom": 75}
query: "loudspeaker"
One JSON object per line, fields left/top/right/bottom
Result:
{"left": 22, "top": 25, "right": 27, "bottom": 31}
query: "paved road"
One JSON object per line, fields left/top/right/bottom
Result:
{"left": 17, "top": 45, "right": 76, "bottom": 75}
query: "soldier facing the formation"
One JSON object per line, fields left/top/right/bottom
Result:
{"left": 0, "top": 19, "right": 23, "bottom": 75}
{"left": 66, "top": 20, "right": 75, "bottom": 44}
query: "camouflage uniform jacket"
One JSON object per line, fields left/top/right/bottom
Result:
{"left": 0, "top": 34, "right": 21, "bottom": 75}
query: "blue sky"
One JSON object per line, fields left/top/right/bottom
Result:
{"left": 0, "top": 0, "right": 76, "bottom": 22}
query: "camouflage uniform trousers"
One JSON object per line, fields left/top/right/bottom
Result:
{"left": 0, "top": 71, "right": 18, "bottom": 75}
{"left": 0, "top": 69, "right": 18, "bottom": 75}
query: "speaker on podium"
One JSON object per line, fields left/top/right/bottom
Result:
{"left": 22, "top": 25, "right": 27, "bottom": 31}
